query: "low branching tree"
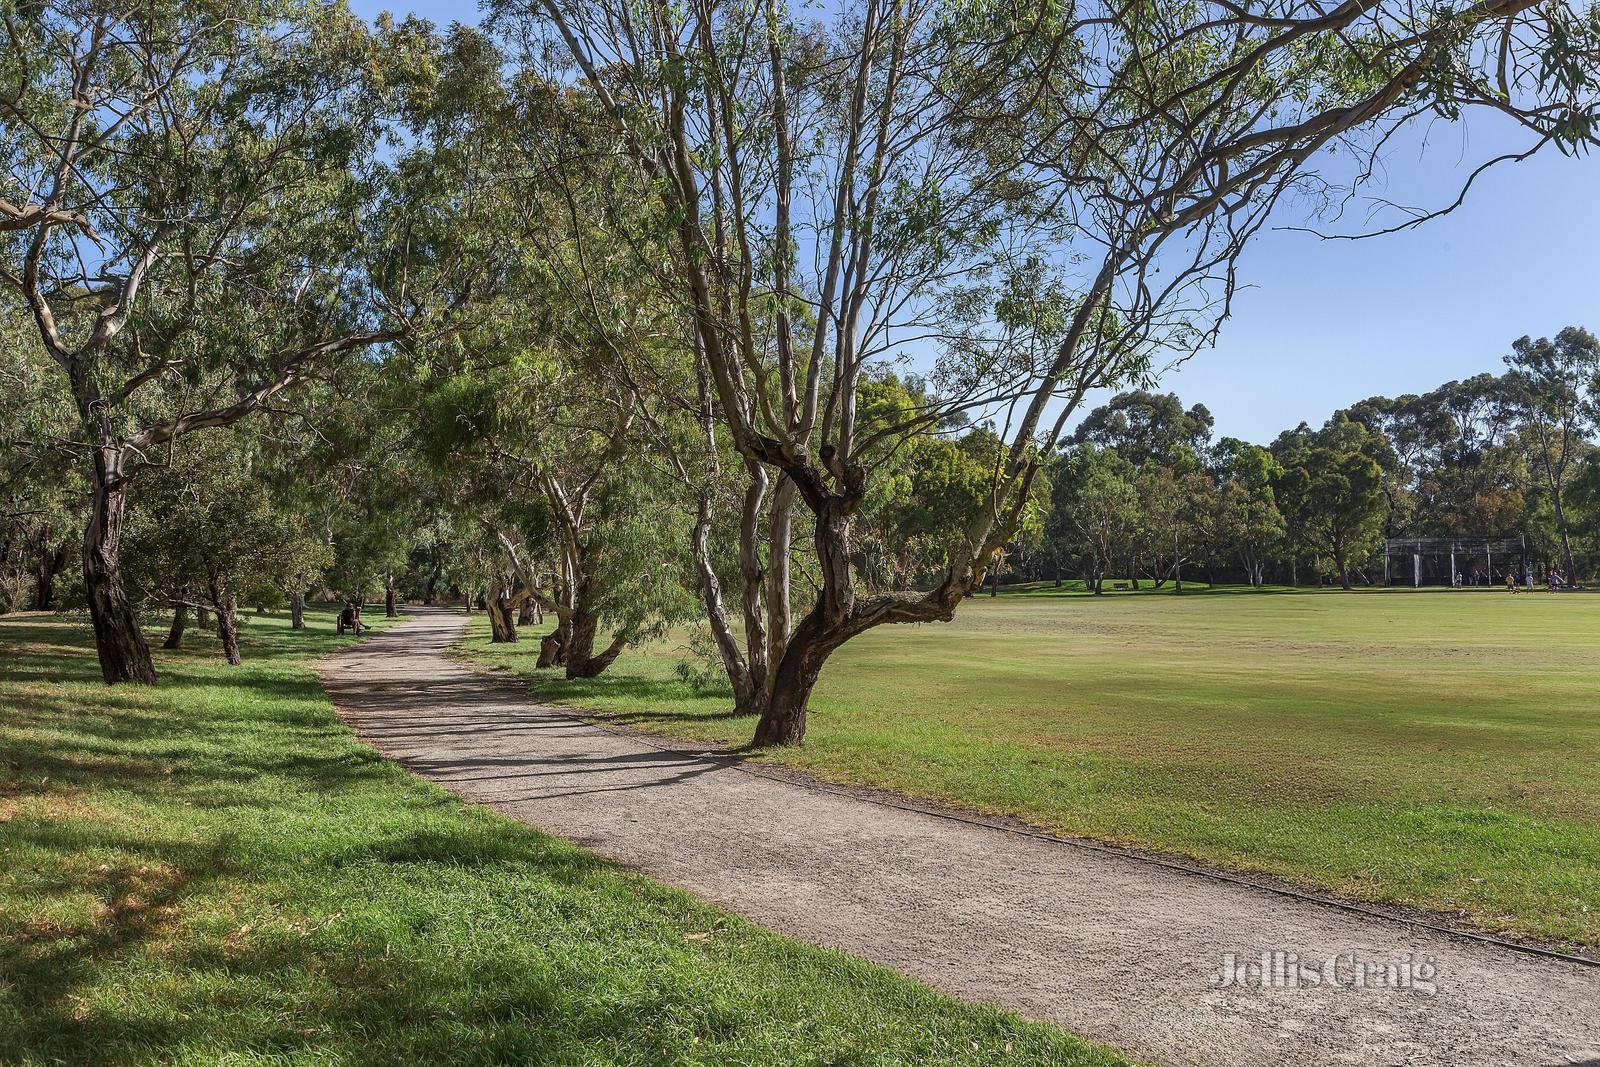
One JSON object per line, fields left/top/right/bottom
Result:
{"left": 513, "top": 0, "right": 1599, "bottom": 744}
{"left": 124, "top": 431, "right": 331, "bottom": 665}
{"left": 0, "top": 3, "right": 458, "bottom": 682}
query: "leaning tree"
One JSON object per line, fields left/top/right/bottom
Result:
{"left": 514, "top": 0, "right": 1599, "bottom": 744}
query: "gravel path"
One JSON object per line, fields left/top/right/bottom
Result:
{"left": 319, "top": 609, "right": 1600, "bottom": 1067}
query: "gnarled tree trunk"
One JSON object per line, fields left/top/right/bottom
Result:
{"left": 537, "top": 626, "right": 566, "bottom": 668}
{"left": 209, "top": 573, "right": 241, "bottom": 666}
{"left": 561, "top": 597, "right": 625, "bottom": 679}
{"left": 83, "top": 455, "right": 157, "bottom": 684}
{"left": 290, "top": 589, "right": 305, "bottom": 630}
{"left": 752, "top": 611, "right": 828, "bottom": 746}
{"left": 486, "top": 581, "right": 519, "bottom": 643}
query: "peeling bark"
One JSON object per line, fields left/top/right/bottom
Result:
{"left": 486, "top": 580, "right": 519, "bottom": 643}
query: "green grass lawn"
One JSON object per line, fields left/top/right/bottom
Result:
{"left": 465, "top": 586, "right": 1600, "bottom": 949}
{"left": 0, "top": 608, "right": 1123, "bottom": 1066}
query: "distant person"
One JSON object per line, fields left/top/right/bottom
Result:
{"left": 1548, "top": 570, "right": 1562, "bottom": 592}
{"left": 337, "top": 602, "right": 365, "bottom": 635}
{"left": 1506, "top": 572, "right": 1518, "bottom": 593}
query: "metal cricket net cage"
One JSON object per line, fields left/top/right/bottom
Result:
{"left": 1382, "top": 535, "right": 1532, "bottom": 587}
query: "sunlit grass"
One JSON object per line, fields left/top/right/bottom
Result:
{"left": 466, "top": 586, "right": 1600, "bottom": 948}
{"left": 0, "top": 607, "right": 1123, "bottom": 1066}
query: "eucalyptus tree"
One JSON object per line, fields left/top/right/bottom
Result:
{"left": 1273, "top": 418, "right": 1391, "bottom": 589}
{"left": 1502, "top": 327, "right": 1600, "bottom": 578}
{"left": 123, "top": 430, "right": 331, "bottom": 665}
{"left": 428, "top": 339, "right": 699, "bottom": 676}
{"left": 1209, "top": 439, "right": 1286, "bottom": 587}
{"left": 0, "top": 3, "right": 443, "bottom": 682}
{"left": 1072, "top": 392, "right": 1214, "bottom": 470}
{"left": 516, "top": 0, "right": 1598, "bottom": 743}
{"left": 0, "top": 293, "right": 80, "bottom": 611}
{"left": 1045, "top": 444, "right": 1137, "bottom": 594}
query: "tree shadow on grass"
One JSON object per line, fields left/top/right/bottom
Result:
{"left": 531, "top": 673, "right": 756, "bottom": 726}
{"left": 0, "top": 617, "right": 662, "bottom": 1066}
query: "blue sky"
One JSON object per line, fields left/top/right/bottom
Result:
{"left": 357, "top": 0, "right": 1600, "bottom": 444}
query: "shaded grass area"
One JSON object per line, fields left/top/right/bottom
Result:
{"left": 0, "top": 608, "right": 1123, "bottom": 1066}
{"left": 465, "top": 589, "right": 1600, "bottom": 948}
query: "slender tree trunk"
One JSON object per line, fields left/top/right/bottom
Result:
{"left": 162, "top": 603, "right": 188, "bottom": 650}
{"left": 209, "top": 574, "right": 241, "bottom": 666}
{"left": 384, "top": 574, "right": 398, "bottom": 618}
{"left": 1552, "top": 493, "right": 1577, "bottom": 579}
{"left": 766, "top": 476, "right": 796, "bottom": 671}
{"left": 83, "top": 455, "right": 157, "bottom": 684}
{"left": 740, "top": 461, "right": 770, "bottom": 697}
{"left": 290, "top": 589, "right": 305, "bottom": 631}
{"left": 196, "top": 606, "right": 210, "bottom": 629}
{"left": 693, "top": 495, "right": 760, "bottom": 714}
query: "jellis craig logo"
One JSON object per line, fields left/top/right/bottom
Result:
{"left": 1212, "top": 951, "right": 1439, "bottom": 995}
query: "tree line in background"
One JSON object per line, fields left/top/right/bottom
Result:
{"left": 1012, "top": 330, "right": 1600, "bottom": 594}
{"left": 3, "top": 0, "right": 1597, "bottom": 745}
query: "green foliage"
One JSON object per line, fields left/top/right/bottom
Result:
{"left": 123, "top": 432, "right": 332, "bottom": 617}
{"left": 1272, "top": 420, "right": 1389, "bottom": 585}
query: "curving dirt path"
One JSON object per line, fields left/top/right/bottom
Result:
{"left": 319, "top": 609, "right": 1600, "bottom": 1067}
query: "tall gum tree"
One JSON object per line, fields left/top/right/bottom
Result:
{"left": 1503, "top": 327, "right": 1600, "bottom": 579}
{"left": 510, "top": 0, "right": 1598, "bottom": 743}
{"left": 0, "top": 3, "right": 444, "bottom": 682}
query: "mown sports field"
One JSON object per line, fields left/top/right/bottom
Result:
{"left": 467, "top": 586, "right": 1600, "bottom": 949}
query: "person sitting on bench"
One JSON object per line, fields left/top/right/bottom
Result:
{"left": 337, "top": 602, "right": 365, "bottom": 636}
